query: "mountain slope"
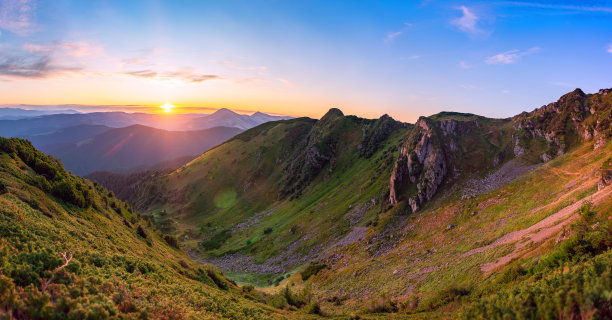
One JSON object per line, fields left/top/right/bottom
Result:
{"left": 25, "top": 124, "right": 113, "bottom": 148}
{"left": 43, "top": 125, "right": 242, "bottom": 175}
{"left": 95, "top": 88, "right": 612, "bottom": 318}
{"left": 0, "top": 137, "right": 297, "bottom": 319}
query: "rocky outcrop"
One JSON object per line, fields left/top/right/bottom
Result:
{"left": 389, "top": 118, "right": 447, "bottom": 212}
{"left": 599, "top": 169, "right": 612, "bottom": 191}
{"left": 599, "top": 159, "right": 612, "bottom": 191}
{"left": 279, "top": 108, "right": 345, "bottom": 199}
{"left": 359, "top": 114, "right": 403, "bottom": 158}
{"left": 512, "top": 88, "right": 611, "bottom": 161}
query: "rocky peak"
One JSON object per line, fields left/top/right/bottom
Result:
{"left": 321, "top": 108, "right": 344, "bottom": 121}
{"left": 389, "top": 117, "right": 448, "bottom": 212}
{"left": 512, "top": 88, "right": 611, "bottom": 159}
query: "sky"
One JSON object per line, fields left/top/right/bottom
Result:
{"left": 0, "top": 0, "right": 611, "bottom": 122}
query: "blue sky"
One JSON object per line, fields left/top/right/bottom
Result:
{"left": 0, "top": 0, "right": 611, "bottom": 121}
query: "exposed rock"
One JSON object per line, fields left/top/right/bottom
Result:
{"left": 446, "top": 224, "right": 457, "bottom": 230}
{"left": 599, "top": 169, "right": 612, "bottom": 191}
{"left": 493, "top": 154, "right": 501, "bottom": 167}
{"left": 512, "top": 88, "right": 611, "bottom": 156}
{"left": 389, "top": 117, "right": 447, "bottom": 212}
{"left": 540, "top": 153, "right": 553, "bottom": 162}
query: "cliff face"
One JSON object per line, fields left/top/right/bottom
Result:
{"left": 389, "top": 117, "right": 465, "bottom": 212}
{"left": 389, "top": 88, "right": 611, "bottom": 213}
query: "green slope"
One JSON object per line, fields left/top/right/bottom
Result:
{"left": 0, "top": 137, "right": 306, "bottom": 319}
{"left": 95, "top": 88, "right": 612, "bottom": 318}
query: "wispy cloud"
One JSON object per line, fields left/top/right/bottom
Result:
{"left": 122, "top": 57, "right": 149, "bottom": 65}
{"left": 460, "top": 84, "right": 480, "bottom": 90}
{"left": 385, "top": 22, "right": 412, "bottom": 43}
{"left": 209, "top": 60, "right": 267, "bottom": 72}
{"left": 451, "top": 6, "right": 483, "bottom": 35}
{"left": 485, "top": 47, "right": 540, "bottom": 65}
{"left": 58, "top": 41, "right": 103, "bottom": 58}
{"left": 400, "top": 55, "right": 421, "bottom": 60}
{"left": 0, "top": 0, "right": 37, "bottom": 36}
{"left": 122, "top": 69, "right": 221, "bottom": 83}
{"left": 607, "top": 44, "right": 612, "bottom": 54}
{"left": 501, "top": 2, "right": 612, "bottom": 14}
{"left": 0, "top": 53, "right": 82, "bottom": 79}
{"left": 459, "top": 61, "right": 471, "bottom": 69}
{"left": 277, "top": 78, "right": 295, "bottom": 87}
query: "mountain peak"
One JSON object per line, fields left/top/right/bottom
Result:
{"left": 251, "top": 111, "right": 267, "bottom": 117}
{"left": 211, "top": 108, "right": 239, "bottom": 116}
{"left": 321, "top": 108, "right": 344, "bottom": 120}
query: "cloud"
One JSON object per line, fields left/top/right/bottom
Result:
{"left": 400, "top": 55, "right": 421, "bottom": 60}
{"left": 459, "top": 61, "right": 471, "bottom": 69}
{"left": 0, "top": 53, "right": 81, "bottom": 78}
{"left": 451, "top": 6, "right": 482, "bottom": 35}
{"left": 385, "top": 22, "right": 412, "bottom": 43}
{"left": 277, "top": 78, "right": 295, "bottom": 87}
{"left": 122, "top": 57, "right": 149, "bottom": 65}
{"left": 57, "top": 41, "right": 103, "bottom": 58}
{"left": 122, "top": 69, "right": 221, "bottom": 83}
{"left": 502, "top": 2, "right": 612, "bottom": 14}
{"left": 460, "top": 84, "right": 480, "bottom": 90}
{"left": 0, "top": 0, "right": 37, "bottom": 36}
{"left": 501, "top": 89, "right": 510, "bottom": 94}
{"left": 22, "top": 42, "right": 50, "bottom": 52}
{"left": 485, "top": 47, "right": 540, "bottom": 65}
{"left": 608, "top": 44, "right": 612, "bottom": 54}
{"left": 209, "top": 60, "right": 267, "bottom": 72}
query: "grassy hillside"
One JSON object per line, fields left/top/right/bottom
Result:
{"left": 93, "top": 88, "right": 612, "bottom": 318}
{"left": 44, "top": 125, "right": 242, "bottom": 175}
{"left": 0, "top": 137, "right": 310, "bottom": 319}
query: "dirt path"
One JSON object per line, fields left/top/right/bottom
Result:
{"left": 461, "top": 185, "right": 612, "bottom": 274}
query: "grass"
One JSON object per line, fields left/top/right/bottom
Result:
{"left": 92, "top": 91, "right": 612, "bottom": 318}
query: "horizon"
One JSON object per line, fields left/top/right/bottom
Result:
{"left": 0, "top": 86, "right": 606, "bottom": 121}
{"left": 0, "top": 1, "right": 610, "bottom": 122}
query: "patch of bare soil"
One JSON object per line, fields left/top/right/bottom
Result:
{"left": 462, "top": 185, "right": 612, "bottom": 274}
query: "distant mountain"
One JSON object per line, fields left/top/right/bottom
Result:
{"left": 0, "top": 107, "right": 80, "bottom": 120}
{"left": 26, "top": 124, "right": 113, "bottom": 148}
{"left": 185, "top": 108, "right": 293, "bottom": 130}
{"left": 0, "top": 109, "right": 291, "bottom": 137}
{"left": 43, "top": 125, "right": 242, "bottom": 175}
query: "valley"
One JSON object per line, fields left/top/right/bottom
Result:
{"left": 86, "top": 88, "right": 612, "bottom": 318}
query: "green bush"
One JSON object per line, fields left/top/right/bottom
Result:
{"left": 201, "top": 230, "right": 231, "bottom": 250}
{"left": 301, "top": 263, "right": 326, "bottom": 281}
{"left": 163, "top": 235, "right": 179, "bottom": 248}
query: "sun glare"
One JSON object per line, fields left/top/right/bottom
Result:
{"left": 160, "top": 103, "right": 174, "bottom": 113}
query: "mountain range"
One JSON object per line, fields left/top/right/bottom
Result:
{"left": 1, "top": 88, "right": 611, "bottom": 319}
{"left": 0, "top": 108, "right": 291, "bottom": 175}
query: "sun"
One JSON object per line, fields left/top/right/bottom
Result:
{"left": 160, "top": 102, "right": 175, "bottom": 113}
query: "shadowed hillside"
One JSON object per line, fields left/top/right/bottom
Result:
{"left": 42, "top": 125, "right": 242, "bottom": 175}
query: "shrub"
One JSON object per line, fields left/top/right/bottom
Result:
{"left": 206, "top": 269, "right": 228, "bottom": 290}
{"left": 365, "top": 294, "right": 398, "bottom": 313}
{"left": 136, "top": 225, "right": 148, "bottom": 239}
{"left": 263, "top": 227, "right": 273, "bottom": 235}
{"left": 201, "top": 230, "right": 231, "bottom": 250}
{"left": 301, "top": 263, "right": 326, "bottom": 281}
{"left": 163, "top": 235, "right": 179, "bottom": 248}
{"left": 306, "top": 301, "right": 322, "bottom": 315}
